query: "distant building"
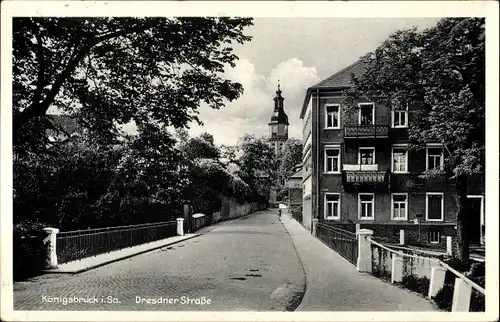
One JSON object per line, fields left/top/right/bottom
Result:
{"left": 267, "top": 83, "right": 290, "bottom": 207}
{"left": 287, "top": 164, "right": 303, "bottom": 213}
{"left": 268, "top": 83, "right": 289, "bottom": 155}
{"left": 299, "top": 60, "right": 485, "bottom": 247}
{"left": 47, "top": 114, "right": 85, "bottom": 142}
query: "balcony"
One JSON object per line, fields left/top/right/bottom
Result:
{"left": 342, "top": 164, "right": 389, "bottom": 188}
{"left": 344, "top": 124, "right": 389, "bottom": 139}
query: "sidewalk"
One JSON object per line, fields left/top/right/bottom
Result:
{"left": 280, "top": 214, "right": 439, "bottom": 311}
{"left": 44, "top": 233, "right": 200, "bottom": 274}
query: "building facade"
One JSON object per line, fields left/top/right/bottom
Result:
{"left": 299, "top": 60, "right": 485, "bottom": 247}
{"left": 287, "top": 164, "right": 303, "bottom": 212}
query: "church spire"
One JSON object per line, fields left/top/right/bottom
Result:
{"left": 273, "top": 81, "right": 284, "bottom": 111}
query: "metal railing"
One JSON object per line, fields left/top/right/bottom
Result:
{"left": 56, "top": 221, "right": 178, "bottom": 264}
{"left": 291, "top": 207, "right": 303, "bottom": 225}
{"left": 344, "top": 124, "right": 389, "bottom": 138}
{"left": 316, "top": 223, "right": 358, "bottom": 265}
{"left": 343, "top": 169, "right": 389, "bottom": 185}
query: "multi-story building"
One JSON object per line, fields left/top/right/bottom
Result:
{"left": 299, "top": 60, "right": 485, "bottom": 247}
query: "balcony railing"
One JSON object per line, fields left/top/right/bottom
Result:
{"left": 342, "top": 164, "right": 389, "bottom": 187}
{"left": 344, "top": 124, "right": 389, "bottom": 139}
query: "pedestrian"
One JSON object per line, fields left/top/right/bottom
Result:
{"left": 278, "top": 208, "right": 282, "bottom": 219}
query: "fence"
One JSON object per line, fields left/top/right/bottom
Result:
{"left": 291, "top": 206, "right": 303, "bottom": 225}
{"left": 357, "top": 229, "right": 485, "bottom": 312}
{"left": 316, "top": 223, "right": 358, "bottom": 265}
{"left": 56, "top": 221, "right": 178, "bottom": 264}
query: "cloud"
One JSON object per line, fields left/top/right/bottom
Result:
{"left": 189, "top": 58, "right": 320, "bottom": 146}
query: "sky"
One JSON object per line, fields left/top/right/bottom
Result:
{"left": 186, "top": 18, "right": 441, "bottom": 146}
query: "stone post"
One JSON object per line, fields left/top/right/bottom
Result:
{"left": 176, "top": 218, "right": 185, "bottom": 236}
{"left": 428, "top": 264, "right": 447, "bottom": 298}
{"left": 42, "top": 227, "right": 59, "bottom": 269}
{"left": 446, "top": 236, "right": 453, "bottom": 256}
{"left": 312, "top": 218, "right": 319, "bottom": 237}
{"left": 399, "top": 229, "right": 405, "bottom": 245}
{"left": 356, "top": 229, "right": 373, "bottom": 273}
{"left": 183, "top": 203, "right": 192, "bottom": 233}
{"left": 451, "top": 278, "right": 472, "bottom": 312}
{"left": 391, "top": 254, "right": 404, "bottom": 283}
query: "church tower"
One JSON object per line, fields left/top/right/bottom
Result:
{"left": 268, "top": 83, "right": 289, "bottom": 155}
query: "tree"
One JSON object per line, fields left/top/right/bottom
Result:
{"left": 13, "top": 17, "right": 253, "bottom": 150}
{"left": 276, "top": 139, "right": 303, "bottom": 199}
{"left": 235, "top": 134, "right": 277, "bottom": 202}
{"left": 181, "top": 132, "right": 221, "bottom": 160}
{"left": 344, "top": 18, "right": 485, "bottom": 264}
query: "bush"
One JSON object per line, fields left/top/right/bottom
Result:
{"left": 400, "top": 275, "right": 430, "bottom": 297}
{"left": 372, "top": 267, "right": 391, "bottom": 281}
{"left": 433, "top": 282, "right": 485, "bottom": 312}
{"left": 13, "top": 219, "right": 49, "bottom": 281}
{"left": 470, "top": 289, "right": 485, "bottom": 312}
{"left": 432, "top": 283, "right": 454, "bottom": 311}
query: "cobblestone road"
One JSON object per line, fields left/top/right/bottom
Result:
{"left": 13, "top": 210, "right": 306, "bottom": 311}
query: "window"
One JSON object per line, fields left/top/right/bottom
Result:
{"left": 392, "top": 145, "right": 408, "bottom": 173}
{"left": 426, "top": 193, "right": 444, "bottom": 221}
{"left": 358, "top": 103, "right": 375, "bottom": 125}
{"left": 358, "top": 147, "right": 375, "bottom": 165}
{"left": 391, "top": 193, "right": 408, "bottom": 220}
{"left": 324, "top": 146, "right": 341, "bottom": 173}
{"left": 325, "top": 193, "right": 340, "bottom": 220}
{"left": 325, "top": 104, "right": 340, "bottom": 129}
{"left": 358, "top": 193, "right": 374, "bottom": 220}
{"left": 426, "top": 145, "right": 444, "bottom": 171}
{"left": 392, "top": 104, "right": 408, "bottom": 128}
{"left": 428, "top": 229, "right": 441, "bottom": 244}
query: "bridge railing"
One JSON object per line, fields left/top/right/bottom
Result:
{"left": 56, "top": 221, "right": 178, "bottom": 264}
{"left": 356, "top": 229, "right": 485, "bottom": 312}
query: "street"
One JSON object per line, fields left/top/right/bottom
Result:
{"left": 14, "top": 210, "right": 306, "bottom": 311}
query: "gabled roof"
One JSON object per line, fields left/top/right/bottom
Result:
{"left": 300, "top": 59, "right": 368, "bottom": 119}
{"left": 310, "top": 59, "right": 368, "bottom": 90}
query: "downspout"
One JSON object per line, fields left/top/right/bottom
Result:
{"left": 315, "top": 89, "right": 320, "bottom": 226}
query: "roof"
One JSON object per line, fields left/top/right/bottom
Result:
{"left": 310, "top": 59, "right": 368, "bottom": 89}
{"left": 300, "top": 59, "right": 369, "bottom": 119}
{"left": 269, "top": 109, "right": 289, "bottom": 125}
{"left": 289, "top": 167, "right": 302, "bottom": 179}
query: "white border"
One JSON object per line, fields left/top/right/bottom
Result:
{"left": 391, "top": 103, "right": 408, "bottom": 128}
{"left": 358, "top": 147, "right": 376, "bottom": 165}
{"left": 425, "top": 143, "right": 444, "bottom": 171}
{"left": 324, "top": 104, "right": 341, "bottom": 130}
{"left": 324, "top": 144, "right": 341, "bottom": 174}
{"left": 358, "top": 192, "right": 375, "bottom": 220}
{"left": 467, "top": 195, "right": 485, "bottom": 245}
{"left": 357, "top": 102, "right": 375, "bottom": 125}
{"left": 425, "top": 192, "right": 444, "bottom": 222}
{"left": 324, "top": 193, "right": 341, "bottom": 220}
{"left": 391, "top": 144, "right": 409, "bottom": 173}
{"left": 1, "top": 1, "right": 499, "bottom": 322}
{"left": 391, "top": 192, "right": 408, "bottom": 221}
